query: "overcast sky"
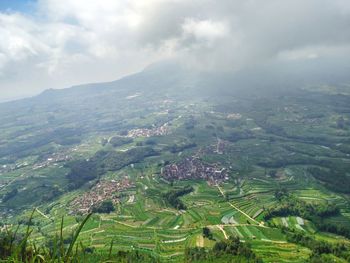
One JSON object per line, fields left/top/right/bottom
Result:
{"left": 0, "top": 0, "right": 350, "bottom": 100}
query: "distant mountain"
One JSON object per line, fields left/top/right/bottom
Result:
{"left": 0, "top": 57, "right": 348, "bottom": 140}
{"left": 2, "top": 56, "right": 349, "bottom": 109}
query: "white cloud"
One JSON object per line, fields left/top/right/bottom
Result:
{"left": 0, "top": 0, "right": 350, "bottom": 99}
{"left": 0, "top": 14, "right": 46, "bottom": 61}
{"left": 182, "top": 19, "right": 229, "bottom": 41}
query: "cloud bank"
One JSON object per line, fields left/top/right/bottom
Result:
{"left": 0, "top": 0, "right": 350, "bottom": 99}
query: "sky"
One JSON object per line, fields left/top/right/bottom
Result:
{"left": 0, "top": 0, "right": 350, "bottom": 100}
{"left": 0, "top": 0, "right": 35, "bottom": 12}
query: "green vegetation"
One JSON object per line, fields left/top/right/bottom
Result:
{"left": 91, "top": 200, "right": 115, "bottom": 214}
{"left": 0, "top": 212, "right": 159, "bottom": 263}
{"left": 109, "top": 136, "right": 133, "bottom": 147}
{"left": 66, "top": 146, "right": 157, "bottom": 189}
{"left": 202, "top": 227, "right": 213, "bottom": 240}
{"left": 0, "top": 81, "right": 350, "bottom": 262}
{"left": 307, "top": 167, "right": 350, "bottom": 193}
{"left": 0, "top": 211, "right": 92, "bottom": 262}
{"left": 2, "top": 188, "right": 18, "bottom": 202}
{"left": 163, "top": 186, "right": 194, "bottom": 210}
{"left": 286, "top": 232, "right": 350, "bottom": 262}
{"left": 185, "top": 236, "right": 261, "bottom": 263}
{"left": 264, "top": 195, "right": 340, "bottom": 221}
{"left": 66, "top": 160, "right": 99, "bottom": 189}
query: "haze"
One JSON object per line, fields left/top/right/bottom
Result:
{"left": 0, "top": 0, "right": 350, "bottom": 100}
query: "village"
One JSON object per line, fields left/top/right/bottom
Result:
{"left": 0, "top": 151, "right": 72, "bottom": 174}
{"left": 126, "top": 123, "right": 170, "bottom": 138}
{"left": 70, "top": 178, "right": 134, "bottom": 214}
{"left": 0, "top": 151, "right": 72, "bottom": 190}
{"left": 33, "top": 152, "right": 71, "bottom": 170}
{"left": 161, "top": 157, "right": 229, "bottom": 185}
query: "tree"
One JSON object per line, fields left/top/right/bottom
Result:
{"left": 268, "top": 169, "right": 277, "bottom": 178}
{"left": 202, "top": 227, "right": 213, "bottom": 239}
{"left": 92, "top": 200, "right": 115, "bottom": 214}
{"left": 274, "top": 188, "right": 288, "bottom": 201}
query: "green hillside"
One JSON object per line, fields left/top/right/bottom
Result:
{"left": 0, "top": 67, "right": 350, "bottom": 262}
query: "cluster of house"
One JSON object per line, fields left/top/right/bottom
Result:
{"left": 70, "top": 178, "right": 133, "bottom": 214}
{"left": 0, "top": 163, "right": 24, "bottom": 174}
{"left": 0, "top": 165, "right": 11, "bottom": 174}
{"left": 0, "top": 151, "right": 73, "bottom": 175}
{"left": 227, "top": 113, "right": 242, "bottom": 120}
{"left": 161, "top": 157, "right": 229, "bottom": 184}
{"left": 126, "top": 123, "right": 170, "bottom": 138}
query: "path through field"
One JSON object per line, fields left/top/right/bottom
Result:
{"left": 35, "top": 208, "right": 50, "bottom": 220}
{"left": 216, "top": 185, "right": 264, "bottom": 226}
{"left": 216, "top": 225, "right": 228, "bottom": 239}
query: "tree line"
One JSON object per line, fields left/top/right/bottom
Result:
{"left": 185, "top": 236, "right": 261, "bottom": 263}
{"left": 286, "top": 231, "right": 350, "bottom": 262}
{"left": 162, "top": 186, "right": 194, "bottom": 210}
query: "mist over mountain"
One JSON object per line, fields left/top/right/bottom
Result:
{"left": 3, "top": 53, "right": 349, "bottom": 109}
